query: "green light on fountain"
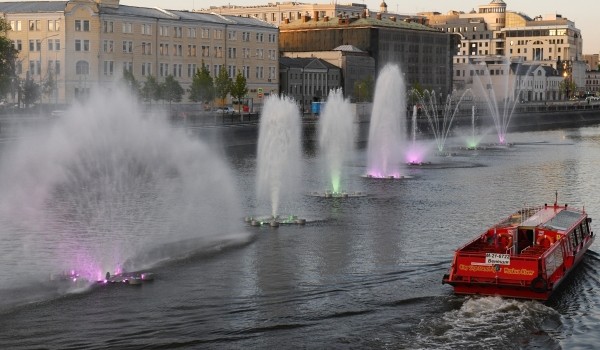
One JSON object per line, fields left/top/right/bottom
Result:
{"left": 467, "top": 140, "right": 478, "bottom": 148}
{"left": 331, "top": 174, "right": 341, "bottom": 193}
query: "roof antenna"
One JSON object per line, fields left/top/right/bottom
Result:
{"left": 554, "top": 190, "right": 558, "bottom": 207}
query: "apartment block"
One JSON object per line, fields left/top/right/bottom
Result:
{"left": 1, "top": 0, "right": 279, "bottom": 105}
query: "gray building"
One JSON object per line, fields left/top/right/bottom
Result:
{"left": 279, "top": 57, "right": 341, "bottom": 112}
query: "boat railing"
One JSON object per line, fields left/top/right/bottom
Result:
{"left": 518, "top": 205, "right": 545, "bottom": 223}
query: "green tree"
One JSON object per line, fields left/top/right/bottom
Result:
{"left": 42, "top": 70, "right": 57, "bottom": 103}
{"left": 142, "top": 75, "right": 161, "bottom": 103}
{"left": 120, "top": 68, "right": 141, "bottom": 99}
{"left": 188, "top": 61, "right": 215, "bottom": 104}
{"left": 559, "top": 78, "right": 576, "bottom": 99}
{"left": 0, "top": 19, "right": 18, "bottom": 98}
{"left": 22, "top": 78, "right": 40, "bottom": 107}
{"left": 214, "top": 66, "right": 232, "bottom": 108}
{"left": 353, "top": 75, "right": 374, "bottom": 102}
{"left": 160, "top": 75, "right": 184, "bottom": 105}
{"left": 230, "top": 70, "right": 248, "bottom": 114}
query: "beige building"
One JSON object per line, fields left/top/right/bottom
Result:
{"left": 1, "top": 0, "right": 279, "bottom": 105}
{"left": 200, "top": 1, "right": 426, "bottom": 26}
{"left": 421, "top": 0, "right": 586, "bottom": 98}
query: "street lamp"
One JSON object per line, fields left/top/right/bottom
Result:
{"left": 38, "top": 33, "right": 60, "bottom": 105}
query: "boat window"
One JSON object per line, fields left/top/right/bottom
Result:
{"left": 575, "top": 226, "right": 583, "bottom": 244}
{"left": 581, "top": 221, "right": 590, "bottom": 237}
{"left": 570, "top": 231, "right": 578, "bottom": 249}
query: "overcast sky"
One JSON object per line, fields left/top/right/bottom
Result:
{"left": 19, "top": 0, "right": 600, "bottom": 53}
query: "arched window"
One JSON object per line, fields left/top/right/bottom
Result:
{"left": 76, "top": 60, "right": 89, "bottom": 75}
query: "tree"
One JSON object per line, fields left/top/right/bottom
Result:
{"left": 21, "top": 78, "right": 40, "bottom": 107}
{"left": 230, "top": 70, "right": 248, "bottom": 114}
{"left": 0, "top": 19, "right": 18, "bottom": 98}
{"left": 214, "top": 66, "right": 232, "bottom": 108}
{"left": 142, "top": 75, "right": 161, "bottom": 103}
{"left": 120, "top": 68, "right": 141, "bottom": 99}
{"left": 188, "top": 61, "right": 214, "bottom": 104}
{"left": 353, "top": 75, "right": 375, "bottom": 102}
{"left": 160, "top": 75, "right": 184, "bottom": 105}
{"left": 559, "top": 78, "right": 576, "bottom": 100}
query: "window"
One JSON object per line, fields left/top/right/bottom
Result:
{"left": 159, "top": 26, "right": 169, "bottom": 36}
{"left": 173, "top": 44, "right": 182, "bottom": 56}
{"left": 160, "top": 43, "right": 169, "bottom": 56}
{"left": 159, "top": 63, "right": 169, "bottom": 77}
{"left": 103, "top": 40, "right": 114, "bottom": 53}
{"left": 75, "top": 20, "right": 89, "bottom": 32}
{"left": 201, "top": 28, "right": 209, "bottom": 38}
{"left": 256, "top": 32, "right": 263, "bottom": 42}
{"left": 227, "top": 65, "right": 236, "bottom": 78}
{"left": 201, "top": 45, "right": 210, "bottom": 57}
{"left": 187, "top": 64, "right": 196, "bottom": 78}
{"left": 187, "top": 45, "right": 196, "bottom": 57}
{"left": 10, "top": 20, "right": 22, "bottom": 31}
{"left": 173, "top": 64, "right": 182, "bottom": 77}
{"left": 103, "top": 61, "right": 114, "bottom": 75}
{"left": 141, "top": 62, "right": 152, "bottom": 76}
{"left": 48, "top": 39, "right": 60, "bottom": 51}
{"left": 29, "top": 60, "right": 41, "bottom": 75}
{"left": 228, "top": 47, "right": 236, "bottom": 59}
{"left": 75, "top": 40, "right": 89, "bottom": 52}
{"left": 123, "top": 41, "right": 133, "bottom": 53}
{"left": 228, "top": 30, "right": 236, "bottom": 40}
{"left": 141, "top": 24, "right": 152, "bottom": 35}
{"left": 173, "top": 27, "right": 182, "bottom": 38}
{"left": 123, "top": 62, "right": 133, "bottom": 73}
{"left": 122, "top": 22, "right": 132, "bottom": 33}
{"left": 14, "top": 40, "right": 22, "bottom": 51}
{"left": 242, "top": 32, "right": 250, "bottom": 42}
{"left": 76, "top": 60, "right": 89, "bottom": 75}
{"left": 142, "top": 42, "right": 152, "bottom": 55}
{"left": 103, "top": 20, "right": 114, "bottom": 33}
{"left": 187, "top": 28, "right": 196, "bottom": 38}
{"left": 29, "top": 20, "right": 40, "bottom": 31}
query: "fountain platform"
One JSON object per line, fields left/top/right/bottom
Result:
{"left": 362, "top": 174, "right": 414, "bottom": 180}
{"left": 245, "top": 215, "right": 307, "bottom": 227}
{"left": 308, "top": 191, "right": 367, "bottom": 198}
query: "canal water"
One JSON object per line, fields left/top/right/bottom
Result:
{"left": 0, "top": 110, "right": 599, "bottom": 349}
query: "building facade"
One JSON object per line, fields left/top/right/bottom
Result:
{"left": 421, "top": 0, "right": 586, "bottom": 98}
{"left": 1, "top": 0, "right": 279, "bottom": 105}
{"left": 200, "top": 1, "right": 426, "bottom": 27}
{"left": 279, "top": 13, "right": 455, "bottom": 95}
{"left": 279, "top": 56, "right": 341, "bottom": 112}
{"left": 283, "top": 45, "right": 376, "bottom": 102}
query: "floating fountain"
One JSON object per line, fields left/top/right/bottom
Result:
{"left": 405, "top": 104, "right": 431, "bottom": 166}
{"left": 254, "top": 95, "right": 306, "bottom": 227}
{"left": 0, "top": 86, "right": 245, "bottom": 293}
{"left": 471, "top": 60, "right": 534, "bottom": 145}
{"left": 365, "top": 64, "right": 408, "bottom": 179}
{"left": 311, "top": 88, "right": 365, "bottom": 198}
{"left": 414, "top": 89, "right": 472, "bottom": 155}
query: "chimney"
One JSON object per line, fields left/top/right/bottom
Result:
{"left": 390, "top": 16, "right": 396, "bottom": 22}
{"left": 313, "top": 11, "right": 319, "bottom": 21}
{"left": 376, "top": 13, "right": 382, "bottom": 20}
{"left": 361, "top": 9, "right": 367, "bottom": 18}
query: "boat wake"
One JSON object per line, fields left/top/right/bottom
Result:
{"left": 415, "top": 296, "right": 561, "bottom": 349}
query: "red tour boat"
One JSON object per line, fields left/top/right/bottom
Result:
{"left": 442, "top": 195, "right": 595, "bottom": 300}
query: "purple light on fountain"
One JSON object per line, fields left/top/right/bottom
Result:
{"left": 405, "top": 104, "right": 429, "bottom": 164}
{"left": 0, "top": 85, "right": 243, "bottom": 290}
{"left": 366, "top": 64, "right": 406, "bottom": 178}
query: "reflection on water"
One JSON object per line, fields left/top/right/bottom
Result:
{"left": 0, "top": 118, "right": 600, "bottom": 348}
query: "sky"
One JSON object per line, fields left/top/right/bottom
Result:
{"left": 16, "top": 0, "right": 600, "bottom": 53}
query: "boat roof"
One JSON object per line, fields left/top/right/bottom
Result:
{"left": 519, "top": 207, "right": 584, "bottom": 232}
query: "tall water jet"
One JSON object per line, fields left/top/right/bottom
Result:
{"left": 318, "top": 88, "right": 356, "bottom": 194}
{"left": 0, "top": 86, "right": 244, "bottom": 294}
{"left": 366, "top": 64, "right": 406, "bottom": 178}
{"left": 256, "top": 95, "right": 302, "bottom": 218}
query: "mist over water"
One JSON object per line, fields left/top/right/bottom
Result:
{"left": 0, "top": 87, "right": 243, "bottom": 290}
{"left": 256, "top": 95, "right": 301, "bottom": 217}
{"left": 366, "top": 64, "right": 407, "bottom": 177}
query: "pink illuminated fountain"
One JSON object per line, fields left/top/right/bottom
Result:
{"left": 0, "top": 86, "right": 245, "bottom": 295}
{"left": 365, "top": 64, "right": 407, "bottom": 179}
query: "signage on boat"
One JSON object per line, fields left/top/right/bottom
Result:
{"left": 485, "top": 253, "right": 510, "bottom": 265}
